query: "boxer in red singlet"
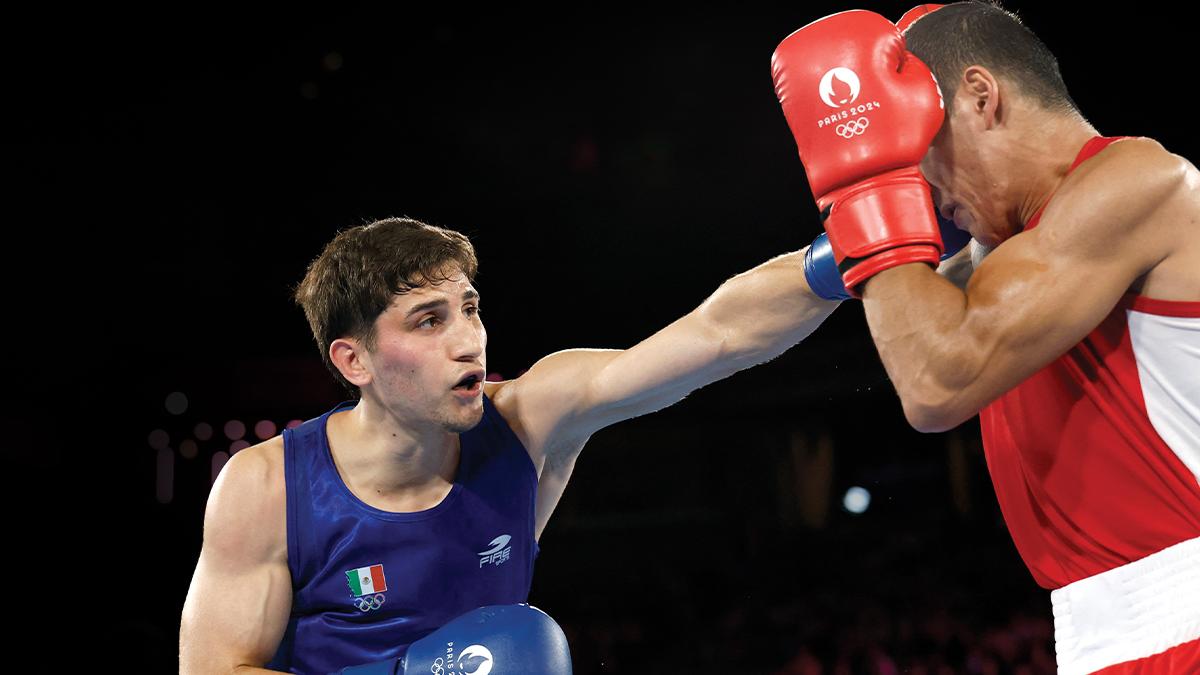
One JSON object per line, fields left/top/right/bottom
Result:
{"left": 772, "top": 3, "right": 1199, "bottom": 673}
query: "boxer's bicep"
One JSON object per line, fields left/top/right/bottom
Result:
{"left": 180, "top": 447, "right": 291, "bottom": 674}
{"left": 578, "top": 314, "right": 739, "bottom": 427}
{"left": 953, "top": 227, "right": 1140, "bottom": 388}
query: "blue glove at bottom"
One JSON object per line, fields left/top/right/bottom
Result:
{"left": 338, "top": 604, "right": 571, "bottom": 675}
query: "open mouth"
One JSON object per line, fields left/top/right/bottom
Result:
{"left": 453, "top": 373, "right": 482, "bottom": 392}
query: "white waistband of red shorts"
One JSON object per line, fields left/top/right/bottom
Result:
{"left": 1051, "top": 535, "right": 1200, "bottom": 675}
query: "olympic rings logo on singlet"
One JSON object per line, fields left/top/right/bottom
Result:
{"left": 354, "top": 593, "right": 386, "bottom": 612}
{"left": 836, "top": 117, "right": 870, "bottom": 139}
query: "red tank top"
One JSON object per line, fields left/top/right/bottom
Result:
{"left": 979, "top": 136, "right": 1200, "bottom": 589}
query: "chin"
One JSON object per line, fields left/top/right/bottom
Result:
{"left": 967, "top": 220, "right": 1006, "bottom": 249}
{"left": 445, "top": 406, "right": 485, "bottom": 434}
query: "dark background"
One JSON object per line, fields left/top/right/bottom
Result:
{"left": 10, "top": 3, "right": 1192, "bottom": 673}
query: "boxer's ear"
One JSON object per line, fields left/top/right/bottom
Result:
{"left": 960, "top": 66, "right": 1003, "bottom": 130}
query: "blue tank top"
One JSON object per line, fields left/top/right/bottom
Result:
{"left": 267, "top": 395, "right": 540, "bottom": 674}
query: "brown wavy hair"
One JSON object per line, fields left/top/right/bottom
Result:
{"left": 294, "top": 217, "right": 478, "bottom": 395}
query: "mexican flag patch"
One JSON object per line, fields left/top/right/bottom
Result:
{"left": 345, "top": 564, "right": 388, "bottom": 597}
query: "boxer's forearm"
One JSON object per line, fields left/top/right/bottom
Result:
{"left": 232, "top": 667, "right": 289, "bottom": 674}
{"left": 861, "top": 263, "right": 987, "bottom": 431}
{"left": 695, "top": 248, "right": 840, "bottom": 367}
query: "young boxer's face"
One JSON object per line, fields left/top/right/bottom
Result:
{"left": 358, "top": 268, "right": 487, "bottom": 434}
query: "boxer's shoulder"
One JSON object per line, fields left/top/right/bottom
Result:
{"left": 1035, "top": 136, "right": 1198, "bottom": 298}
{"left": 226, "top": 435, "right": 285, "bottom": 489}
{"left": 1084, "top": 137, "right": 1196, "bottom": 237}
{"left": 1095, "top": 139, "right": 1200, "bottom": 298}
{"left": 1044, "top": 137, "right": 1188, "bottom": 237}
{"left": 1067, "top": 136, "right": 1184, "bottom": 194}
{"left": 203, "top": 436, "right": 287, "bottom": 562}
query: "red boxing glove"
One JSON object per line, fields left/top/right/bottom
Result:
{"left": 772, "top": 10, "right": 945, "bottom": 296}
{"left": 896, "top": 4, "right": 944, "bottom": 33}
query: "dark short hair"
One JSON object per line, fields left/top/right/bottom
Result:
{"left": 294, "top": 217, "right": 479, "bottom": 395}
{"left": 904, "top": 1, "right": 1079, "bottom": 115}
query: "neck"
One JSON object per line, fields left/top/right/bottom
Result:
{"left": 1004, "top": 110, "right": 1098, "bottom": 230}
{"left": 327, "top": 396, "right": 460, "bottom": 507}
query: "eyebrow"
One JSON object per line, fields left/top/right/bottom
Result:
{"left": 404, "top": 289, "right": 480, "bottom": 318}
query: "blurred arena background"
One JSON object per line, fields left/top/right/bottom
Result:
{"left": 9, "top": 3, "right": 1193, "bottom": 672}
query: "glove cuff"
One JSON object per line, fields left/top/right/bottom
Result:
{"left": 819, "top": 166, "right": 943, "bottom": 297}
{"left": 842, "top": 245, "right": 940, "bottom": 296}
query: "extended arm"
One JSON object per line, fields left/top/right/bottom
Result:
{"left": 497, "top": 247, "right": 838, "bottom": 448}
{"left": 489, "top": 246, "right": 837, "bottom": 536}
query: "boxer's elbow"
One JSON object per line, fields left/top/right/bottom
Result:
{"left": 691, "top": 303, "right": 762, "bottom": 369}
{"left": 894, "top": 380, "right": 975, "bottom": 433}
{"left": 901, "top": 400, "right": 966, "bottom": 433}
{"left": 893, "top": 341, "right": 989, "bottom": 432}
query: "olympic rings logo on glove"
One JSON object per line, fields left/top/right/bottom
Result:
{"left": 430, "top": 657, "right": 445, "bottom": 675}
{"left": 836, "top": 117, "right": 870, "bottom": 139}
{"left": 355, "top": 593, "right": 386, "bottom": 612}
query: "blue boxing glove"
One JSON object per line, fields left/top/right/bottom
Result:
{"left": 338, "top": 604, "right": 572, "bottom": 675}
{"left": 804, "top": 206, "right": 970, "bottom": 301}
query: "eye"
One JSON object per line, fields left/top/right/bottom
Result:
{"left": 418, "top": 315, "right": 440, "bottom": 329}
{"left": 465, "top": 305, "right": 481, "bottom": 317}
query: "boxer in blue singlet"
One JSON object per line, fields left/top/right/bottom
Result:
{"left": 180, "top": 216, "right": 842, "bottom": 673}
